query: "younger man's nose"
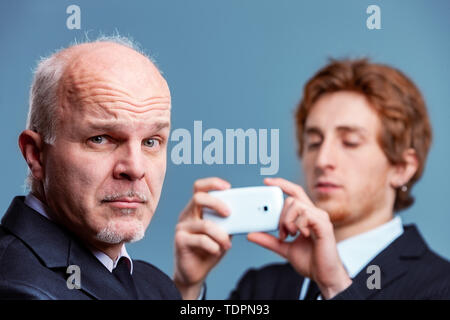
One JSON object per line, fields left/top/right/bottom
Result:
{"left": 315, "top": 139, "right": 337, "bottom": 173}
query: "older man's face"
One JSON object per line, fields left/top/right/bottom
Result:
{"left": 42, "top": 43, "right": 171, "bottom": 246}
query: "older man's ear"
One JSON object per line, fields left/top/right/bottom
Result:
{"left": 18, "top": 129, "right": 45, "bottom": 182}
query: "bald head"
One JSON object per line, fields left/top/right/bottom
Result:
{"left": 61, "top": 42, "right": 169, "bottom": 102}
{"left": 57, "top": 42, "right": 170, "bottom": 120}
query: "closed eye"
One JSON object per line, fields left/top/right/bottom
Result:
{"left": 307, "top": 142, "right": 321, "bottom": 150}
{"left": 343, "top": 142, "right": 360, "bottom": 148}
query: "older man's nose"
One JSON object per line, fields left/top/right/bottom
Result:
{"left": 113, "top": 145, "right": 146, "bottom": 181}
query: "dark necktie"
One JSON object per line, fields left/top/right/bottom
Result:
{"left": 304, "top": 280, "right": 321, "bottom": 300}
{"left": 112, "top": 257, "right": 138, "bottom": 299}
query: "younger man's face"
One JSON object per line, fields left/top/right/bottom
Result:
{"left": 301, "top": 91, "right": 397, "bottom": 228}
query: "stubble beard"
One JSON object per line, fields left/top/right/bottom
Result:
{"left": 95, "top": 215, "right": 146, "bottom": 244}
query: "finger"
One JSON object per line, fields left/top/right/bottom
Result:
{"left": 178, "top": 220, "right": 232, "bottom": 250}
{"left": 247, "top": 232, "right": 289, "bottom": 259}
{"left": 278, "top": 197, "right": 295, "bottom": 240}
{"left": 193, "top": 177, "right": 231, "bottom": 193}
{"left": 181, "top": 232, "right": 223, "bottom": 256}
{"left": 281, "top": 200, "right": 310, "bottom": 237}
{"left": 291, "top": 204, "right": 330, "bottom": 240}
{"left": 264, "top": 177, "right": 313, "bottom": 206}
{"left": 294, "top": 214, "right": 311, "bottom": 238}
{"left": 193, "top": 192, "right": 230, "bottom": 218}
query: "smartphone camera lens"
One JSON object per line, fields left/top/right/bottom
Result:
{"left": 263, "top": 205, "right": 268, "bottom": 212}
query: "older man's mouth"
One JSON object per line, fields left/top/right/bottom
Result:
{"left": 102, "top": 197, "right": 146, "bottom": 209}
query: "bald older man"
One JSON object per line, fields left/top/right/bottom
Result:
{"left": 0, "top": 37, "right": 180, "bottom": 299}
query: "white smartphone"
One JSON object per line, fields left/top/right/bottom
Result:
{"left": 202, "top": 186, "right": 284, "bottom": 235}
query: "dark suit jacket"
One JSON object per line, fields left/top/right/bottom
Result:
{"left": 0, "top": 196, "right": 181, "bottom": 300}
{"left": 229, "top": 224, "right": 450, "bottom": 300}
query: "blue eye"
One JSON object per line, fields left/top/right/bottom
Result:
{"left": 90, "top": 136, "right": 105, "bottom": 144}
{"left": 144, "top": 138, "right": 159, "bottom": 148}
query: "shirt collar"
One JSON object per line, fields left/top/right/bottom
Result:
{"left": 24, "top": 192, "right": 133, "bottom": 274}
{"left": 336, "top": 215, "right": 404, "bottom": 278}
{"left": 89, "top": 243, "right": 133, "bottom": 274}
{"left": 24, "top": 192, "right": 52, "bottom": 220}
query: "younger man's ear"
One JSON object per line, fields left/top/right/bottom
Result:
{"left": 390, "top": 148, "right": 419, "bottom": 188}
{"left": 18, "top": 130, "right": 45, "bottom": 182}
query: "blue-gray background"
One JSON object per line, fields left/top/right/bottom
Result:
{"left": 1, "top": 0, "right": 449, "bottom": 299}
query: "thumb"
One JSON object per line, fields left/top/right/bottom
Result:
{"left": 247, "top": 232, "right": 289, "bottom": 259}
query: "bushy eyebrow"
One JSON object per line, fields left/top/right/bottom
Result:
{"left": 86, "top": 121, "right": 170, "bottom": 133}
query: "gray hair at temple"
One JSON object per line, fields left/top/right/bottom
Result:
{"left": 25, "top": 34, "right": 157, "bottom": 189}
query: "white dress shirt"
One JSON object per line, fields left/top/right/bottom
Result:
{"left": 24, "top": 193, "right": 133, "bottom": 274}
{"left": 299, "top": 215, "right": 404, "bottom": 300}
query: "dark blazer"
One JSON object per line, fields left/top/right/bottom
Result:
{"left": 229, "top": 224, "right": 450, "bottom": 300}
{"left": 0, "top": 196, "right": 181, "bottom": 300}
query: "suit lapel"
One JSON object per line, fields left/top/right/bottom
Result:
{"left": 67, "top": 237, "right": 133, "bottom": 299}
{"left": 1, "top": 196, "right": 133, "bottom": 300}
{"left": 2, "top": 197, "right": 71, "bottom": 268}
{"left": 346, "top": 225, "right": 428, "bottom": 299}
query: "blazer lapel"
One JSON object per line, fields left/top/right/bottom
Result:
{"left": 346, "top": 225, "right": 428, "bottom": 299}
{"left": 67, "top": 237, "right": 133, "bottom": 300}
{"left": 1, "top": 196, "right": 133, "bottom": 300}
{"left": 2, "top": 197, "right": 70, "bottom": 269}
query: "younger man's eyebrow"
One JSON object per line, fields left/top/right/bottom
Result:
{"left": 304, "top": 125, "right": 369, "bottom": 141}
{"left": 304, "top": 126, "right": 323, "bottom": 137}
{"left": 336, "top": 125, "right": 368, "bottom": 136}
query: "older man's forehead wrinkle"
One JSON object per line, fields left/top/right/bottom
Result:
{"left": 59, "top": 41, "right": 170, "bottom": 110}
{"left": 66, "top": 78, "right": 135, "bottom": 98}
{"left": 82, "top": 101, "right": 171, "bottom": 122}
{"left": 73, "top": 68, "right": 168, "bottom": 95}
{"left": 67, "top": 89, "right": 171, "bottom": 111}
{"left": 82, "top": 85, "right": 171, "bottom": 107}
{"left": 66, "top": 71, "right": 169, "bottom": 95}
{"left": 67, "top": 96, "right": 171, "bottom": 114}
{"left": 62, "top": 76, "right": 171, "bottom": 114}
{"left": 105, "top": 104, "right": 171, "bottom": 114}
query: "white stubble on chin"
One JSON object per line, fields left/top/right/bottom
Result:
{"left": 95, "top": 218, "right": 145, "bottom": 244}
